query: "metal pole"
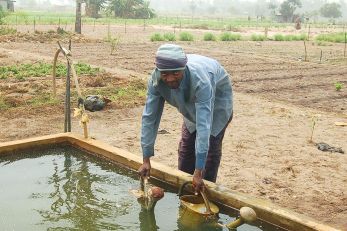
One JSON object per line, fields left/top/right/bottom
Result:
{"left": 64, "top": 40, "right": 72, "bottom": 132}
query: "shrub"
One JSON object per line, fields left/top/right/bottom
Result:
{"left": 251, "top": 34, "right": 266, "bottom": 41}
{"left": 179, "top": 32, "right": 194, "bottom": 41}
{"left": 150, "top": 33, "right": 164, "bottom": 42}
{"left": 335, "top": 82, "right": 343, "bottom": 91}
{"left": 163, "top": 32, "right": 176, "bottom": 41}
{"left": 0, "top": 5, "right": 6, "bottom": 25}
{"left": 294, "top": 34, "right": 307, "bottom": 41}
{"left": 274, "top": 34, "right": 285, "bottom": 41}
{"left": 273, "top": 33, "right": 307, "bottom": 41}
{"left": 220, "top": 32, "right": 241, "bottom": 41}
{"left": 0, "top": 27, "right": 16, "bottom": 35}
{"left": 203, "top": 32, "right": 217, "bottom": 41}
{"left": 316, "top": 33, "right": 346, "bottom": 43}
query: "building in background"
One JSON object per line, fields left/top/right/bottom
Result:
{"left": 0, "top": 0, "right": 15, "bottom": 12}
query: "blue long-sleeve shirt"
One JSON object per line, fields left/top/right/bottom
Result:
{"left": 141, "top": 54, "right": 233, "bottom": 170}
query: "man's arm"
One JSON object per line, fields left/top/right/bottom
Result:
{"left": 193, "top": 83, "right": 213, "bottom": 192}
{"left": 139, "top": 79, "right": 165, "bottom": 177}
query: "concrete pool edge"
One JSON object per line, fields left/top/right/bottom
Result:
{"left": 0, "top": 133, "right": 341, "bottom": 231}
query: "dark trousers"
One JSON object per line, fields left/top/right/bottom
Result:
{"left": 178, "top": 114, "right": 232, "bottom": 183}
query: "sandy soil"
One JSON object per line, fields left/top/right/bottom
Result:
{"left": 0, "top": 25, "right": 346, "bottom": 230}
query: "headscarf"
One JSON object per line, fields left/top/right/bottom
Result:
{"left": 155, "top": 44, "right": 187, "bottom": 71}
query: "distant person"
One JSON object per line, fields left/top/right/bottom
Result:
{"left": 138, "top": 44, "right": 233, "bottom": 193}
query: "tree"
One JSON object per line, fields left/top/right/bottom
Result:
{"left": 320, "top": 3, "right": 342, "bottom": 19}
{"left": 75, "top": 0, "right": 82, "bottom": 34}
{"left": 0, "top": 5, "right": 6, "bottom": 24}
{"left": 268, "top": 0, "right": 278, "bottom": 17}
{"left": 279, "top": 0, "right": 302, "bottom": 22}
{"left": 85, "top": 0, "right": 107, "bottom": 18}
{"left": 108, "top": 0, "right": 155, "bottom": 19}
{"left": 189, "top": 0, "right": 197, "bottom": 16}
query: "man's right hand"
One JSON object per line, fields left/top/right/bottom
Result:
{"left": 138, "top": 157, "right": 151, "bottom": 178}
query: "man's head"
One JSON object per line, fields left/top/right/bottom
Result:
{"left": 155, "top": 44, "right": 187, "bottom": 89}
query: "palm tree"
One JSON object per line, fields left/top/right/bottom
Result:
{"left": 108, "top": 0, "right": 155, "bottom": 18}
{"left": 75, "top": 0, "right": 82, "bottom": 34}
{"left": 85, "top": 0, "right": 107, "bottom": 18}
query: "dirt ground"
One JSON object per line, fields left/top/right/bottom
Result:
{"left": 0, "top": 24, "right": 347, "bottom": 230}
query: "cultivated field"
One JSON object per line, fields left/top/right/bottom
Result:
{"left": 1, "top": 22, "right": 347, "bottom": 230}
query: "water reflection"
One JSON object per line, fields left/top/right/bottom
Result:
{"left": 139, "top": 209, "right": 158, "bottom": 231}
{"left": 35, "top": 149, "right": 122, "bottom": 230}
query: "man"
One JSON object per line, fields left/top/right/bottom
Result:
{"left": 138, "top": 44, "right": 233, "bottom": 193}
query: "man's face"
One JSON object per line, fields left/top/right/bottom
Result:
{"left": 160, "top": 70, "right": 184, "bottom": 89}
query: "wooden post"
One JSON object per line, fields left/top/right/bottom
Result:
{"left": 320, "top": 49, "right": 323, "bottom": 63}
{"left": 124, "top": 20, "right": 127, "bottom": 33}
{"left": 307, "top": 24, "right": 310, "bottom": 41}
{"left": 34, "top": 17, "right": 36, "bottom": 32}
{"left": 304, "top": 39, "right": 307, "bottom": 62}
{"left": 107, "top": 21, "right": 110, "bottom": 39}
{"left": 344, "top": 31, "right": 346, "bottom": 57}
{"left": 343, "top": 25, "right": 346, "bottom": 57}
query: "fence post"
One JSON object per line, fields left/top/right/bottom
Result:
{"left": 124, "top": 20, "right": 127, "bottom": 33}
{"left": 307, "top": 24, "right": 310, "bottom": 41}
{"left": 344, "top": 31, "right": 346, "bottom": 57}
{"left": 34, "top": 17, "right": 36, "bottom": 32}
{"left": 320, "top": 49, "right": 323, "bottom": 63}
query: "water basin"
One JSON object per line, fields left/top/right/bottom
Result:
{"left": 0, "top": 145, "right": 284, "bottom": 231}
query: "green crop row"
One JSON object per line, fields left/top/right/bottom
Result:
{"left": 0, "top": 62, "right": 101, "bottom": 80}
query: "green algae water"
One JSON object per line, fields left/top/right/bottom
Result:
{"left": 0, "top": 145, "right": 283, "bottom": 231}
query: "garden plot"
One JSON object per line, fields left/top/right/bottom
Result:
{"left": 0, "top": 25, "right": 346, "bottom": 230}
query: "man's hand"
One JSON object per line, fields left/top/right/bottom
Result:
{"left": 138, "top": 157, "right": 151, "bottom": 178}
{"left": 192, "top": 169, "right": 205, "bottom": 194}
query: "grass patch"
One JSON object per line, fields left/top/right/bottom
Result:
{"left": 273, "top": 34, "right": 285, "bottom": 41}
{"left": 179, "top": 32, "right": 194, "bottom": 41}
{"left": 273, "top": 33, "right": 307, "bottom": 41}
{"left": 251, "top": 34, "right": 266, "bottom": 41}
{"left": 163, "top": 32, "right": 176, "bottom": 41}
{"left": 203, "top": 32, "right": 217, "bottom": 41}
{"left": 0, "top": 62, "right": 101, "bottom": 80}
{"left": 84, "top": 79, "right": 147, "bottom": 108}
{"left": 316, "top": 32, "right": 346, "bottom": 43}
{"left": 28, "top": 93, "right": 60, "bottom": 107}
{"left": 220, "top": 32, "right": 241, "bottom": 41}
{"left": 0, "top": 27, "right": 17, "bottom": 35}
{"left": 150, "top": 33, "right": 164, "bottom": 41}
{"left": 0, "top": 96, "right": 10, "bottom": 110}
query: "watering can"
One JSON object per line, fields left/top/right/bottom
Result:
{"left": 178, "top": 181, "right": 257, "bottom": 230}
